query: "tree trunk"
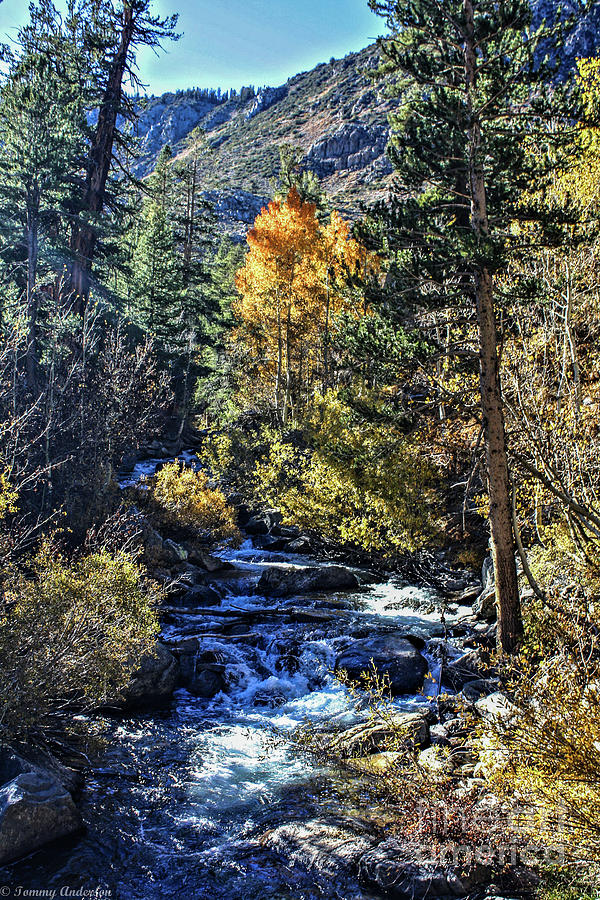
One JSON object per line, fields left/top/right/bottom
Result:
{"left": 476, "top": 267, "right": 523, "bottom": 651}
{"left": 283, "top": 303, "right": 293, "bottom": 426}
{"left": 176, "top": 330, "right": 194, "bottom": 448}
{"left": 275, "top": 291, "right": 283, "bottom": 419}
{"left": 463, "top": 0, "right": 522, "bottom": 653}
{"left": 69, "top": 3, "right": 136, "bottom": 311}
{"left": 323, "top": 267, "right": 331, "bottom": 390}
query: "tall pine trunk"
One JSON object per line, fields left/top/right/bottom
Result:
{"left": 70, "top": 3, "right": 135, "bottom": 310}
{"left": 464, "top": 0, "right": 523, "bottom": 653}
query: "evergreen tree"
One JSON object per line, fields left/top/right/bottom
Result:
{"left": 66, "top": 0, "right": 179, "bottom": 309}
{"left": 170, "top": 129, "right": 218, "bottom": 433}
{"left": 277, "top": 144, "right": 326, "bottom": 211}
{"left": 131, "top": 146, "right": 183, "bottom": 346}
{"left": 367, "top": 0, "right": 584, "bottom": 652}
{"left": 0, "top": 1, "right": 86, "bottom": 389}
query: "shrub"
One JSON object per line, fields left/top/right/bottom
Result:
{"left": 477, "top": 610, "right": 600, "bottom": 874}
{"left": 147, "top": 460, "right": 240, "bottom": 543}
{"left": 253, "top": 392, "right": 439, "bottom": 554}
{"left": 0, "top": 544, "right": 160, "bottom": 739}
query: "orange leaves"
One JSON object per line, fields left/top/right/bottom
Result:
{"left": 233, "top": 188, "right": 377, "bottom": 421}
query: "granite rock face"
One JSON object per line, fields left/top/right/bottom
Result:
{"left": 305, "top": 123, "right": 391, "bottom": 177}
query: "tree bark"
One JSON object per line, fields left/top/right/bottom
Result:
{"left": 463, "top": 0, "right": 522, "bottom": 653}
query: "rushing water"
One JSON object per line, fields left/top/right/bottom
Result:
{"left": 5, "top": 454, "right": 468, "bottom": 900}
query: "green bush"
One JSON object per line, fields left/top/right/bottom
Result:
{"left": 0, "top": 544, "right": 160, "bottom": 739}
{"left": 252, "top": 391, "right": 439, "bottom": 554}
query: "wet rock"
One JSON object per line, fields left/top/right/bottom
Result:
{"left": 0, "top": 749, "right": 35, "bottom": 786}
{"left": 314, "top": 598, "right": 354, "bottom": 611}
{"left": 252, "top": 687, "right": 288, "bottom": 707}
{"left": 252, "top": 534, "right": 290, "bottom": 551}
{"left": 286, "top": 536, "right": 312, "bottom": 554}
{"left": 122, "top": 642, "right": 179, "bottom": 707}
{"left": 348, "top": 751, "right": 403, "bottom": 775}
{"left": 271, "top": 525, "right": 300, "bottom": 539}
{"left": 461, "top": 678, "right": 499, "bottom": 702}
{"left": 443, "top": 650, "right": 487, "bottom": 691}
{"left": 258, "top": 565, "right": 360, "bottom": 597}
{"left": 262, "top": 816, "right": 377, "bottom": 880}
{"left": 172, "top": 562, "right": 206, "bottom": 587}
{"left": 187, "top": 548, "right": 234, "bottom": 572}
{"left": 329, "top": 712, "right": 430, "bottom": 757}
{"left": 0, "top": 769, "right": 82, "bottom": 865}
{"left": 245, "top": 516, "right": 269, "bottom": 535}
{"left": 162, "top": 539, "right": 188, "bottom": 565}
{"left": 190, "top": 667, "right": 225, "bottom": 698}
{"left": 335, "top": 635, "right": 428, "bottom": 695}
{"left": 286, "top": 607, "right": 337, "bottom": 625}
{"left": 3, "top": 747, "right": 82, "bottom": 797}
{"left": 358, "top": 839, "right": 492, "bottom": 898}
{"left": 263, "top": 509, "right": 283, "bottom": 529}
{"left": 179, "top": 585, "right": 222, "bottom": 607}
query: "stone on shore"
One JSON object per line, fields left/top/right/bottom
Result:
{"left": 335, "top": 635, "right": 428, "bottom": 695}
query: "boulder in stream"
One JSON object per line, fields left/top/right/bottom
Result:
{"left": 252, "top": 534, "right": 291, "bottom": 551}
{"left": 186, "top": 547, "right": 235, "bottom": 572}
{"left": 121, "top": 642, "right": 179, "bottom": 708}
{"left": 443, "top": 649, "right": 487, "bottom": 691}
{"left": 328, "top": 712, "right": 430, "bottom": 757}
{"left": 178, "top": 584, "right": 222, "bottom": 607}
{"left": 285, "top": 535, "right": 312, "bottom": 554}
{"left": 190, "top": 667, "right": 225, "bottom": 698}
{"left": 262, "top": 816, "right": 377, "bottom": 881}
{"left": 0, "top": 750, "right": 82, "bottom": 865}
{"left": 258, "top": 565, "right": 360, "bottom": 597}
{"left": 335, "top": 635, "right": 428, "bottom": 695}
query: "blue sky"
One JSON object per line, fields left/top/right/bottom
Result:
{"left": 0, "top": 0, "right": 385, "bottom": 95}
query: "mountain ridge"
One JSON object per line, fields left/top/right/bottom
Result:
{"left": 133, "top": 43, "right": 394, "bottom": 236}
{"left": 132, "top": 2, "right": 600, "bottom": 237}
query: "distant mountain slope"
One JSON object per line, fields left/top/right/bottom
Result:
{"left": 134, "top": 44, "right": 394, "bottom": 236}
{"left": 133, "top": 5, "right": 600, "bottom": 238}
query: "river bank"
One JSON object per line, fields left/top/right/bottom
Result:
{"left": 0, "top": 449, "right": 525, "bottom": 900}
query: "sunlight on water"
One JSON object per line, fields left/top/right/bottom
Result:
{"left": 13, "top": 453, "right": 465, "bottom": 899}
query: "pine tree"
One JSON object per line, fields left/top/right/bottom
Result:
{"left": 171, "top": 129, "right": 218, "bottom": 435}
{"left": 368, "top": 0, "right": 583, "bottom": 652}
{"left": 277, "top": 144, "right": 326, "bottom": 211}
{"left": 131, "top": 146, "right": 183, "bottom": 347}
{"left": 0, "top": 1, "right": 86, "bottom": 389}
{"left": 66, "top": 0, "right": 179, "bottom": 309}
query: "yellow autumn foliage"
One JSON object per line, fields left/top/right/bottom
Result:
{"left": 252, "top": 390, "right": 439, "bottom": 553}
{"left": 233, "top": 188, "right": 378, "bottom": 423}
{"left": 148, "top": 460, "right": 240, "bottom": 543}
{"left": 0, "top": 545, "right": 160, "bottom": 736}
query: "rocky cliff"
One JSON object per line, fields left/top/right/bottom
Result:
{"left": 133, "top": 3, "right": 600, "bottom": 238}
{"left": 133, "top": 44, "right": 394, "bottom": 237}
